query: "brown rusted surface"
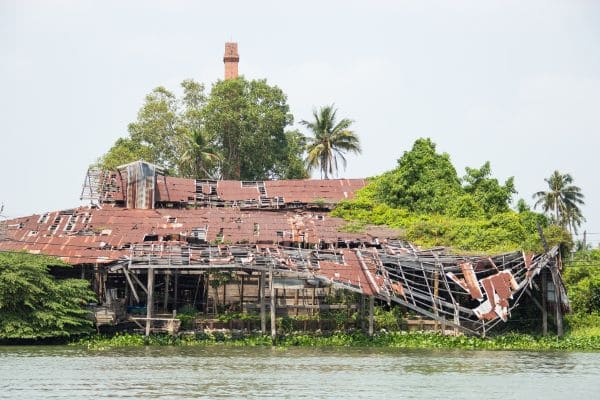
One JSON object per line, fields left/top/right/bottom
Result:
{"left": 0, "top": 206, "right": 395, "bottom": 265}
{"left": 446, "top": 262, "right": 484, "bottom": 301}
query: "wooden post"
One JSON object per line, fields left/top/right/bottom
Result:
{"left": 294, "top": 289, "right": 299, "bottom": 316}
{"left": 270, "top": 263, "right": 276, "bottom": 343}
{"left": 359, "top": 295, "right": 366, "bottom": 332}
{"left": 145, "top": 268, "right": 155, "bottom": 336}
{"left": 163, "top": 273, "right": 170, "bottom": 312}
{"left": 368, "top": 296, "right": 374, "bottom": 337}
{"left": 240, "top": 274, "right": 245, "bottom": 312}
{"left": 260, "top": 271, "right": 266, "bottom": 334}
{"left": 173, "top": 271, "right": 179, "bottom": 313}
{"left": 433, "top": 271, "right": 440, "bottom": 331}
{"left": 553, "top": 266, "right": 564, "bottom": 337}
{"left": 541, "top": 270, "right": 548, "bottom": 335}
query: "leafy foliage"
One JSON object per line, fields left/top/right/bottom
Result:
{"left": 463, "top": 161, "right": 516, "bottom": 216}
{"left": 332, "top": 138, "right": 572, "bottom": 253}
{"left": 0, "top": 252, "right": 96, "bottom": 340}
{"left": 564, "top": 249, "right": 600, "bottom": 315}
{"left": 99, "top": 138, "right": 154, "bottom": 171}
{"left": 99, "top": 77, "right": 307, "bottom": 180}
{"left": 203, "top": 77, "right": 303, "bottom": 180}
{"left": 373, "top": 138, "right": 461, "bottom": 213}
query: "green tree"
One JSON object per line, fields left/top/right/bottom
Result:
{"left": 101, "top": 80, "right": 208, "bottom": 176}
{"left": 271, "top": 130, "right": 309, "bottom": 179}
{"left": 99, "top": 138, "right": 154, "bottom": 171}
{"left": 179, "top": 129, "right": 221, "bottom": 179}
{"left": 374, "top": 138, "right": 462, "bottom": 213}
{"left": 203, "top": 77, "right": 301, "bottom": 180}
{"left": 533, "top": 171, "right": 585, "bottom": 234}
{"left": 101, "top": 77, "right": 306, "bottom": 180}
{"left": 301, "top": 105, "right": 361, "bottom": 179}
{"left": 0, "top": 252, "right": 96, "bottom": 340}
{"left": 127, "top": 86, "right": 187, "bottom": 174}
{"left": 463, "top": 161, "right": 516, "bottom": 216}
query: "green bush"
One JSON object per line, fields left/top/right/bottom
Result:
{"left": 0, "top": 252, "right": 96, "bottom": 340}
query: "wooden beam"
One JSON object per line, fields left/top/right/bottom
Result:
{"left": 551, "top": 265, "right": 564, "bottom": 337}
{"left": 130, "top": 272, "right": 148, "bottom": 295}
{"left": 173, "top": 271, "right": 179, "bottom": 312}
{"left": 360, "top": 295, "right": 366, "bottom": 332}
{"left": 123, "top": 268, "right": 140, "bottom": 303}
{"left": 145, "top": 268, "right": 155, "bottom": 336}
{"left": 541, "top": 270, "right": 548, "bottom": 335}
{"left": 260, "top": 271, "right": 266, "bottom": 334}
{"left": 270, "top": 263, "right": 276, "bottom": 343}
{"left": 368, "top": 296, "right": 374, "bottom": 337}
{"left": 163, "top": 273, "right": 170, "bottom": 312}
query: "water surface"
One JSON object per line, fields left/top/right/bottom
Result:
{"left": 1, "top": 346, "right": 598, "bottom": 399}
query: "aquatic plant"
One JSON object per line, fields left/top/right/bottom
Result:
{"left": 74, "top": 331, "right": 600, "bottom": 352}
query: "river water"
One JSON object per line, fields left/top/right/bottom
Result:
{"left": 0, "top": 346, "right": 598, "bottom": 399}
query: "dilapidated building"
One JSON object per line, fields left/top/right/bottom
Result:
{"left": 0, "top": 160, "right": 568, "bottom": 337}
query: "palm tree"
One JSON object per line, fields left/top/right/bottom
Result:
{"left": 301, "top": 105, "right": 361, "bottom": 179}
{"left": 180, "top": 130, "right": 221, "bottom": 179}
{"left": 533, "top": 171, "right": 585, "bottom": 233}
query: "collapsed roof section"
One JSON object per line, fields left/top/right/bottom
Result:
{"left": 112, "top": 241, "right": 561, "bottom": 336}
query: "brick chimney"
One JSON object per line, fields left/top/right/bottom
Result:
{"left": 223, "top": 42, "right": 239, "bottom": 80}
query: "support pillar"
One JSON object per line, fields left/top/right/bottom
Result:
{"left": 163, "top": 273, "right": 170, "bottom": 312}
{"left": 173, "top": 271, "right": 179, "bottom": 313}
{"left": 541, "top": 270, "right": 548, "bottom": 336}
{"left": 260, "top": 271, "right": 266, "bottom": 334}
{"left": 145, "top": 268, "right": 155, "bottom": 336}
{"left": 359, "top": 295, "right": 366, "bottom": 332}
{"left": 368, "top": 296, "right": 374, "bottom": 337}
{"left": 270, "top": 263, "right": 276, "bottom": 343}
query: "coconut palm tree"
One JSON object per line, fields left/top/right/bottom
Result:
{"left": 533, "top": 170, "right": 585, "bottom": 233}
{"left": 301, "top": 105, "right": 361, "bottom": 179}
{"left": 180, "top": 129, "right": 221, "bottom": 179}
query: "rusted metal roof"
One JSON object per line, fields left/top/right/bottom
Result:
{"left": 0, "top": 206, "right": 395, "bottom": 265}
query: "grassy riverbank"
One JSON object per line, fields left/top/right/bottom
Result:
{"left": 74, "top": 331, "right": 600, "bottom": 351}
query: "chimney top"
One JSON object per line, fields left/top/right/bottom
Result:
{"left": 223, "top": 42, "right": 239, "bottom": 80}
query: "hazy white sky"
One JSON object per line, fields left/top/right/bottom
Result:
{"left": 1, "top": 0, "right": 599, "bottom": 245}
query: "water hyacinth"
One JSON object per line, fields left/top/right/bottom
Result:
{"left": 74, "top": 331, "right": 600, "bottom": 352}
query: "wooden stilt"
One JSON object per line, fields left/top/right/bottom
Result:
{"left": 163, "top": 273, "right": 170, "bottom": 312}
{"left": 541, "top": 271, "right": 548, "bottom": 336}
{"left": 145, "top": 268, "right": 155, "bottom": 336}
{"left": 270, "top": 263, "right": 276, "bottom": 343}
{"left": 240, "top": 274, "right": 244, "bottom": 312}
{"left": 260, "top": 271, "right": 266, "bottom": 334}
{"left": 294, "top": 289, "right": 299, "bottom": 316}
{"left": 360, "top": 295, "right": 366, "bottom": 332}
{"left": 368, "top": 296, "right": 374, "bottom": 337}
{"left": 173, "top": 271, "right": 179, "bottom": 313}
